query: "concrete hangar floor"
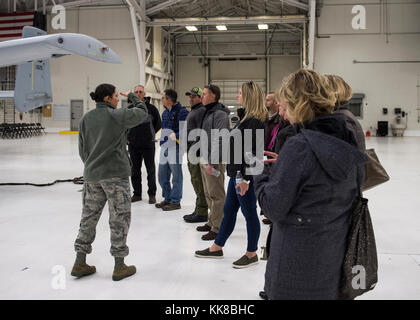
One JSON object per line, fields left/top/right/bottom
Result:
{"left": 0, "top": 133, "right": 419, "bottom": 300}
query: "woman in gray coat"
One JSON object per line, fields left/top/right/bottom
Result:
{"left": 254, "top": 69, "right": 368, "bottom": 300}
{"left": 325, "top": 74, "right": 366, "bottom": 152}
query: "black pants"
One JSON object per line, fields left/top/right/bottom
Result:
{"left": 129, "top": 145, "right": 157, "bottom": 197}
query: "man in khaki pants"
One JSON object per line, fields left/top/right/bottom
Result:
{"left": 197, "top": 85, "right": 230, "bottom": 241}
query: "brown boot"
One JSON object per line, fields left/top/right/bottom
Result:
{"left": 131, "top": 195, "right": 142, "bottom": 203}
{"left": 149, "top": 195, "right": 156, "bottom": 204}
{"left": 262, "top": 218, "right": 272, "bottom": 225}
{"left": 201, "top": 231, "right": 218, "bottom": 241}
{"left": 112, "top": 264, "right": 137, "bottom": 281}
{"left": 196, "top": 224, "right": 211, "bottom": 232}
{"left": 162, "top": 203, "right": 181, "bottom": 211}
{"left": 155, "top": 200, "right": 170, "bottom": 208}
{"left": 71, "top": 263, "right": 96, "bottom": 278}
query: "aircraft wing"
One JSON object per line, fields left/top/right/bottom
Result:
{"left": 0, "top": 26, "right": 122, "bottom": 112}
{"left": 0, "top": 26, "right": 122, "bottom": 67}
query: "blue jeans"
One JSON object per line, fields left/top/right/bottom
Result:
{"left": 158, "top": 148, "right": 183, "bottom": 204}
{"left": 215, "top": 177, "right": 260, "bottom": 252}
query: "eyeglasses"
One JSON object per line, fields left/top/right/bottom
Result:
{"left": 247, "top": 81, "right": 254, "bottom": 86}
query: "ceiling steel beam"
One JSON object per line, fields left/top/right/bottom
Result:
{"left": 171, "top": 28, "right": 301, "bottom": 35}
{"left": 125, "top": 0, "right": 150, "bottom": 22}
{"left": 148, "top": 15, "right": 307, "bottom": 27}
{"left": 146, "top": 0, "right": 183, "bottom": 16}
{"left": 281, "top": 0, "right": 309, "bottom": 11}
{"left": 45, "top": 0, "right": 109, "bottom": 10}
{"left": 177, "top": 54, "right": 300, "bottom": 58}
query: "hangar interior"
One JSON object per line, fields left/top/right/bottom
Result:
{"left": 0, "top": 0, "right": 419, "bottom": 300}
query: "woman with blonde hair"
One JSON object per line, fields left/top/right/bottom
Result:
{"left": 325, "top": 74, "right": 366, "bottom": 151}
{"left": 195, "top": 81, "right": 267, "bottom": 268}
{"left": 254, "top": 69, "right": 368, "bottom": 299}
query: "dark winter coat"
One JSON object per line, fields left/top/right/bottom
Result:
{"left": 335, "top": 102, "right": 366, "bottom": 151}
{"left": 186, "top": 103, "right": 206, "bottom": 153}
{"left": 254, "top": 114, "right": 368, "bottom": 300}
{"left": 273, "top": 121, "right": 295, "bottom": 155}
{"left": 226, "top": 116, "right": 265, "bottom": 180}
{"left": 127, "top": 97, "right": 161, "bottom": 149}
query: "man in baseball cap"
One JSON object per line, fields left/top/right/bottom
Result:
{"left": 186, "top": 87, "right": 204, "bottom": 97}
{"left": 183, "top": 87, "right": 209, "bottom": 223}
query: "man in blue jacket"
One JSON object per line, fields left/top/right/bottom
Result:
{"left": 155, "top": 89, "right": 189, "bottom": 211}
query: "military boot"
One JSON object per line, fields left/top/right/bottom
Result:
{"left": 71, "top": 252, "right": 96, "bottom": 278}
{"left": 112, "top": 257, "right": 136, "bottom": 281}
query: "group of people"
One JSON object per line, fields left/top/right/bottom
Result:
{"left": 71, "top": 68, "right": 367, "bottom": 300}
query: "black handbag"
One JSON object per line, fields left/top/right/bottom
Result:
{"left": 339, "top": 168, "right": 378, "bottom": 300}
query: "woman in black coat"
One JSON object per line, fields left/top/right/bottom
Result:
{"left": 195, "top": 81, "right": 267, "bottom": 268}
{"left": 254, "top": 69, "right": 368, "bottom": 300}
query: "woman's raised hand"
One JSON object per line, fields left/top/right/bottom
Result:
{"left": 120, "top": 91, "right": 131, "bottom": 97}
{"left": 264, "top": 151, "right": 278, "bottom": 163}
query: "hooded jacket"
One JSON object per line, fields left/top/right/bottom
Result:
{"left": 335, "top": 102, "right": 366, "bottom": 151}
{"left": 254, "top": 113, "right": 368, "bottom": 300}
{"left": 200, "top": 102, "right": 230, "bottom": 164}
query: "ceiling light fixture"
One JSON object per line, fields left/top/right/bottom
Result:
{"left": 186, "top": 26, "right": 198, "bottom": 32}
{"left": 258, "top": 24, "right": 269, "bottom": 30}
{"left": 216, "top": 25, "right": 227, "bottom": 31}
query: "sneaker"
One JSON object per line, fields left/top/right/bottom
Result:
{"left": 232, "top": 254, "right": 259, "bottom": 269}
{"left": 162, "top": 203, "right": 181, "bottom": 211}
{"left": 131, "top": 195, "right": 142, "bottom": 203}
{"left": 149, "top": 195, "right": 156, "bottom": 204}
{"left": 184, "top": 213, "right": 208, "bottom": 223}
{"left": 195, "top": 248, "right": 223, "bottom": 259}
{"left": 155, "top": 200, "right": 170, "bottom": 209}
{"left": 71, "top": 263, "right": 96, "bottom": 278}
{"left": 112, "top": 264, "right": 137, "bottom": 281}
{"left": 196, "top": 224, "right": 211, "bottom": 232}
{"left": 262, "top": 218, "right": 272, "bottom": 225}
{"left": 201, "top": 231, "right": 218, "bottom": 241}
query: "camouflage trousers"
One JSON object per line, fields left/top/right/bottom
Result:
{"left": 187, "top": 161, "right": 208, "bottom": 216}
{"left": 74, "top": 177, "right": 131, "bottom": 258}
